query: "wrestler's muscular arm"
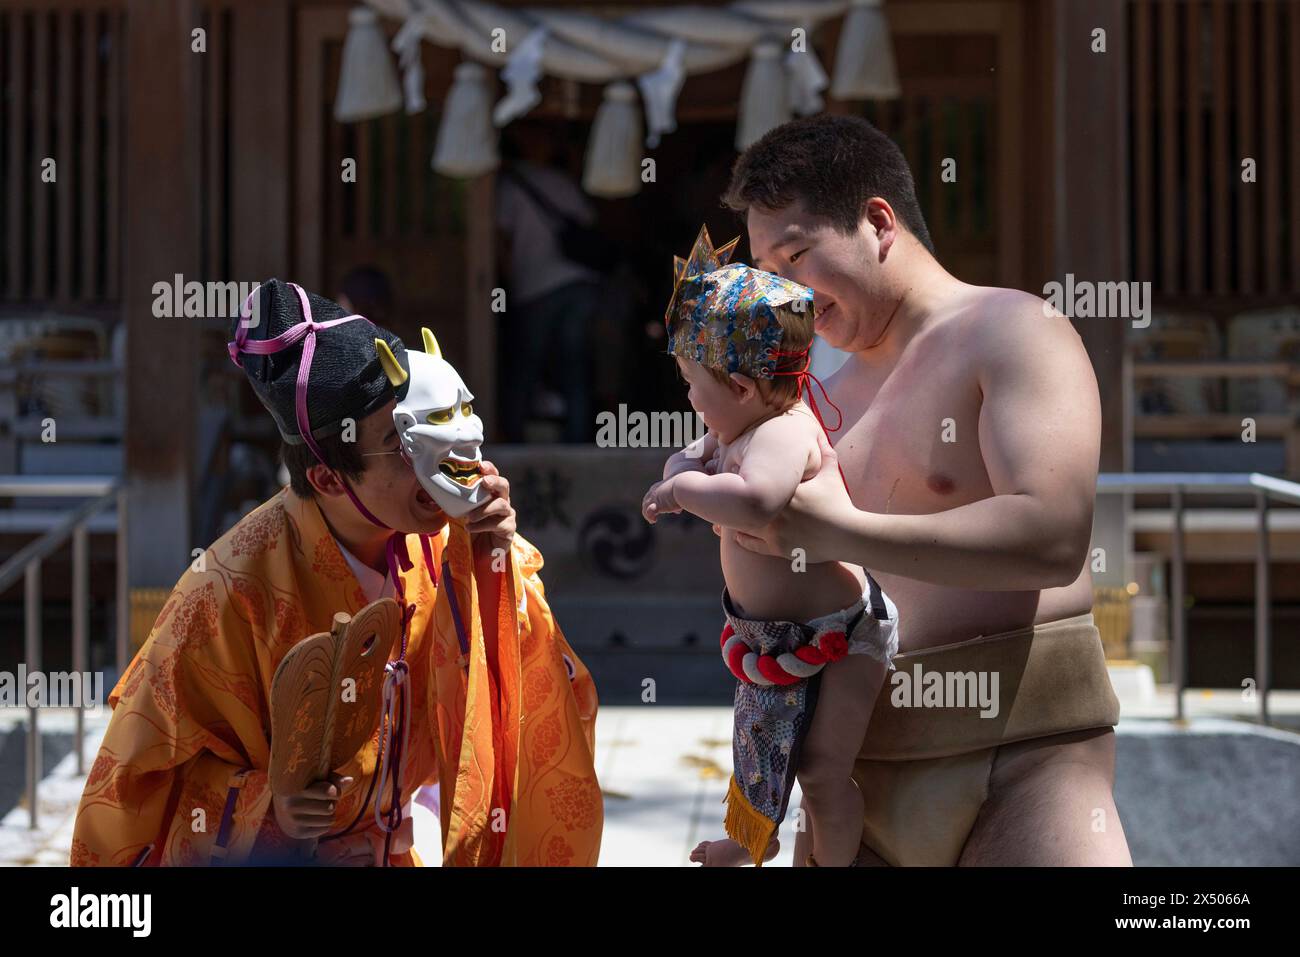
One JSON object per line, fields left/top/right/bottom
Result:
{"left": 737, "top": 296, "right": 1101, "bottom": 589}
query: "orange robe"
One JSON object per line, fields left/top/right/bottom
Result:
{"left": 71, "top": 487, "right": 602, "bottom": 866}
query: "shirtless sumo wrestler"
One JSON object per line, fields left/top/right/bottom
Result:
{"left": 723, "top": 115, "right": 1131, "bottom": 867}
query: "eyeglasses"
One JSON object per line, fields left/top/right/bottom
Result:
{"left": 360, "top": 448, "right": 403, "bottom": 458}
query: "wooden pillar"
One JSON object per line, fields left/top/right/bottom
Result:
{"left": 122, "top": 0, "right": 201, "bottom": 644}
{"left": 229, "top": 0, "right": 291, "bottom": 283}
{"left": 467, "top": 175, "right": 498, "bottom": 441}
{"left": 1053, "top": 0, "right": 1130, "bottom": 588}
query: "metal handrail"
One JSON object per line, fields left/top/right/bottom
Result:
{"left": 1098, "top": 471, "right": 1300, "bottom": 503}
{"left": 1097, "top": 471, "right": 1300, "bottom": 727}
{"left": 0, "top": 358, "right": 122, "bottom": 384}
{"left": 0, "top": 475, "right": 126, "bottom": 829}
{"left": 0, "top": 476, "right": 120, "bottom": 498}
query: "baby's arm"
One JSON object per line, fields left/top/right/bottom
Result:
{"left": 656, "top": 414, "right": 817, "bottom": 530}
{"left": 661, "top": 430, "right": 720, "bottom": 480}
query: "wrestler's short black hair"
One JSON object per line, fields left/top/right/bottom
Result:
{"left": 280, "top": 433, "right": 366, "bottom": 501}
{"left": 723, "top": 114, "right": 935, "bottom": 254}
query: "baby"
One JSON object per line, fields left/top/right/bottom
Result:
{"left": 642, "top": 226, "right": 898, "bottom": 867}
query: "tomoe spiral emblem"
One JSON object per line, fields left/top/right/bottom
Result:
{"left": 577, "top": 505, "right": 655, "bottom": 581}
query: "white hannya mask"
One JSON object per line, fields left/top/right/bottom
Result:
{"left": 376, "top": 328, "right": 489, "bottom": 518}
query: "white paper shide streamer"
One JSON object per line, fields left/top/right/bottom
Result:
{"left": 637, "top": 38, "right": 687, "bottom": 149}
{"left": 341, "top": 0, "right": 903, "bottom": 189}
{"left": 785, "top": 28, "right": 830, "bottom": 116}
{"left": 736, "top": 41, "right": 791, "bottom": 150}
{"left": 392, "top": 17, "right": 428, "bottom": 114}
{"left": 494, "top": 26, "right": 550, "bottom": 127}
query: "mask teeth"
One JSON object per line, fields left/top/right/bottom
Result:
{"left": 438, "top": 458, "right": 482, "bottom": 487}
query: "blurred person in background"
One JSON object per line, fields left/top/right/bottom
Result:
{"left": 495, "top": 122, "right": 606, "bottom": 443}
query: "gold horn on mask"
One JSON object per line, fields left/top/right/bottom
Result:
{"left": 421, "top": 327, "right": 441, "bottom": 359}
{"left": 374, "top": 338, "right": 408, "bottom": 387}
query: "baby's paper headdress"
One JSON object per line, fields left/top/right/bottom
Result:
{"left": 664, "top": 224, "right": 814, "bottom": 380}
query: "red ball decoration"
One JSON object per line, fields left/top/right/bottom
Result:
{"left": 819, "top": 630, "right": 849, "bottom": 661}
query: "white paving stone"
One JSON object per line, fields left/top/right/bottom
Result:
{"left": 0, "top": 707, "right": 110, "bottom": 866}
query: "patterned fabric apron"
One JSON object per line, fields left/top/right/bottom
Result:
{"left": 722, "top": 575, "right": 891, "bottom": 865}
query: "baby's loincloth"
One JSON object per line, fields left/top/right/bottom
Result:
{"left": 803, "top": 576, "right": 900, "bottom": 668}
{"left": 722, "top": 574, "right": 900, "bottom": 678}
{"left": 719, "top": 573, "right": 898, "bottom": 865}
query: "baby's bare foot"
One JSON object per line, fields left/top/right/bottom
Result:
{"left": 690, "top": 836, "right": 780, "bottom": 866}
